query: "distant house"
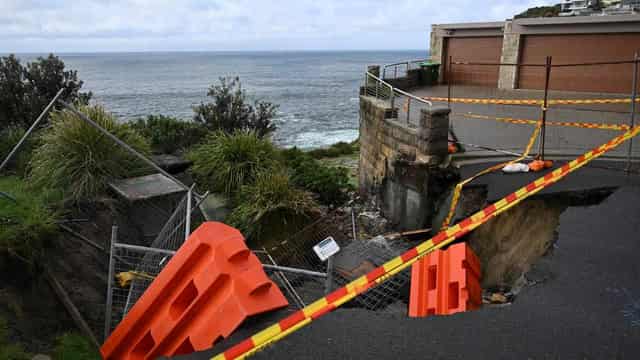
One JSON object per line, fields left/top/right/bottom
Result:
{"left": 559, "top": 0, "right": 599, "bottom": 16}
{"left": 602, "top": 0, "right": 640, "bottom": 14}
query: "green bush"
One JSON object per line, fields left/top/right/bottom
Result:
{"left": 307, "top": 140, "right": 359, "bottom": 159}
{"left": 227, "top": 171, "right": 319, "bottom": 244}
{"left": 188, "top": 131, "right": 279, "bottom": 195}
{"left": 130, "top": 115, "right": 208, "bottom": 154}
{"left": 29, "top": 105, "right": 151, "bottom": 202}
{"left": 0, "top": 176, "right": 58, "bottom": 262}
{"left": 193, "top": 77, "right": 278, "bottom": 138}
{"left": 281, "top": 147, "right": 353, "bottom": 207}
{"left": 0, "top": 54, "right": 91, "bottom": 132}
{"left": 52, "top": 333, "right": 100, "bottom": 360}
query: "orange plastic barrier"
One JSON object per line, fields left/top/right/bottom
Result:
{"left": 101, "top": 222, "right": 288, "bottom": 360}
{"left": 409, "top": 242, "right": 481, "bottom": 317}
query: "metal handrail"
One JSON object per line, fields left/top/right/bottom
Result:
{"left": 365, "top": 71, "right": 433, "bottom": 107}
{"left": 382, "top": 58, "right": 429, "bottom": 79}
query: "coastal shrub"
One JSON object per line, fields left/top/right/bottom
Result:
{"left": 193, "top": 77, "right": 278, "bottom": 138}
{"left": 52, "top": 333, "right": 101, "bottom": 360}
{"left": 0, "top": 54, "right": 91, "bottom": 132}
{"left": 188, "top": 131, "right": 279, "bottom": 195}
{"left": 0, "top": 176, "right": 58, "bottom": 265}
{"left": 307, "top": 140, "right": 359, "bottom": 159}
{"left": 281, "top": 147, "right": 353, "bottom": 207}
{"left": 227, "top": 171, "right": 319, "bottom": 244}
{"left": 130, "top": 115, "right": 208, "bottom": 154}
{"left": 29, "top": 105, "right": 151, "bottom": 202}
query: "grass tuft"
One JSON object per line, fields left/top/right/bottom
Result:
{"left": 227, "top": 171, "right": 319, "bottom": 244}
{"left": 188, "top": 130, "right": 279, "bottom": 195}
{"left": 28, "top": 105, "right": 151, "bottom": 202}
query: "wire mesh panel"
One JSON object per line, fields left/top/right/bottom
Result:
{"left": 105, "top": 242, "right": 174, "bottom": 336}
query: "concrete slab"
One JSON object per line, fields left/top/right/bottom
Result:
{"left": 109, "top": 173, "right": 186, "bottom": 202}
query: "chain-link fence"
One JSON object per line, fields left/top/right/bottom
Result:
{"left": 255, "top": 207, "right": 415, "bottom": 315}
{"left": 104, "top": 187, "right": 207, "bottom": 340}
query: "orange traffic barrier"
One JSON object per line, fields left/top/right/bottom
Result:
{"left": 101, "top": 222, "right": 288, "bottom": 360}
{"left": 409, "top": 242, "right": 481, "bottom": 317}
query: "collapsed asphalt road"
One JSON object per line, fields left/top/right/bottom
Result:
{"left": 213, "top": 184, "right": 640, "bottom": 359}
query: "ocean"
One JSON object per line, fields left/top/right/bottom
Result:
{"left": 16, "top": 51, "right": 425, "bottom": 148}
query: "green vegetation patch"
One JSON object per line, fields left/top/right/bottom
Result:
{"left": 188, "top": 131, "right": 279, "bottom": 195}
{"left": 52, "top": 333, "right": 100, "bottom": 360}
{"left": 227, "top": 171, "right": 319, "bottom": 244}
{"left": 307, "top": 140, "right": 359, "bottom": 159}
{"left": 0, "top": 176, "right": 58, "bottom": 262}
{"left": 0, "top": 313, "right": 30, "bottom": 360}
{"left": 130, "top": 115, "right": 208, "bottom": 154}
{"left": 282, "top": 147, "right": 353, "bottom": 207}
{"left": 29, "top": 105, "right": 151, "bottom": 202}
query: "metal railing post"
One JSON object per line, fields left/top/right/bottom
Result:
{"left": 0, "top": 88, "right": 64, "bottom": 173}
{"left": 627, "top": 51, "right": 639, "bottom": 173}
{"left": 390, "top": 85, "right": 395, "bottom": 113}
{"left": 104, "top": 225, "right": 117, "bottom": 341}
{"left": 406, "top": 98, "right": 411, "bottom": 124}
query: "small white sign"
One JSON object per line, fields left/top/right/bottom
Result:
{"left": 313, "top": 236, "right": 340, "bottom": 262}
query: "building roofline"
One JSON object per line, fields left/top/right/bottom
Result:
{"left": 432, "top": 21, "right": 505, "bottom": 30}
{"left": 432, "top": 14, "right": 640, "bottom": 31}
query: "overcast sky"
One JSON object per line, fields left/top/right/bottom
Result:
{"left": 1, "top": 0, "right": 549, "bottom": 53}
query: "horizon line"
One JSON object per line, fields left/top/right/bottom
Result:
{"left": 4, "top": 49, "right": 427, "bottom": 55}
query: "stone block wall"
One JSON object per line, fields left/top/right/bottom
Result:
{"left": 359, "top": 95, "right": 452, "bottom": 230}
{"left": 359, "top": 96, "right": 418, "bottom": 194}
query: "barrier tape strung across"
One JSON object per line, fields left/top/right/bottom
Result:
{"left": 212, "top": 124, "right": 640, "bottom": 360}
{"left": 460, "top": 113, "right": 630, "bottom": 131}
{"left": 423, "top": 96, "right": 640, "bottom": 106}
{"left": 440, "top": 121, "right": 541, "bottom": 230}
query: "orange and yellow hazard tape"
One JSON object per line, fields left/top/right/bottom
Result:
{"left": 440, "top": 120, "right": 541, "bottom": 230}
{"left": 423, "top": 96, "right": 640, "bottom": 106}
{"left": 460, "top": 113, "right": 630, "bottom": 131}
{"left": 212, "top": 125, "right": 640, "bottom": 360}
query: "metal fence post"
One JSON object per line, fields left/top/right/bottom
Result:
{"left": 324, "top": 256, "right": 334, "bottom": 295}
{"left": 447, "top": 56, "right": 453, "bottom": 107}
{"left": 0, "top": 88, "right": 64, "bottom": 173}
{"left": 539, "top": 56, "right": 552, "bottom": 160}
{"left": 184, "top": 186, "right": 193, "bottom": 242}
{"left": 406, "top": 98, "right": 411, "bottom": 124}
{"left": 104, "top": 225, "right": 117, "bottom": 341}
{"left": 627, "top": 51, "right": 639, "bottom": 173}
